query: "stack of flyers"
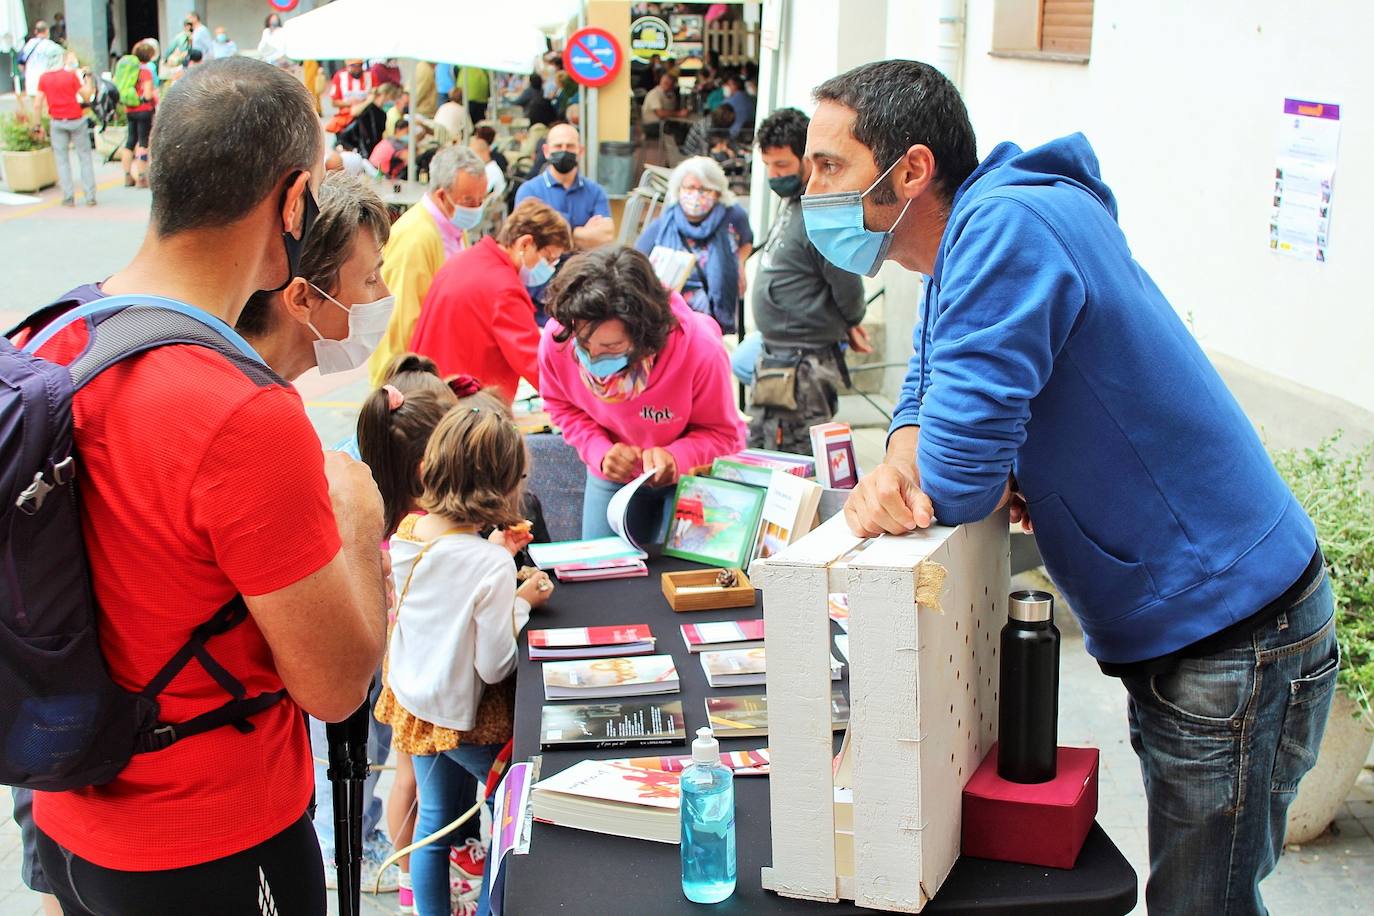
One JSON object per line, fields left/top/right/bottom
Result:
{"left": 527, "top": 624, "right": 655, "bottom": 660}
{"left": 553, "top": 558, "right": 648, "bottom": 582}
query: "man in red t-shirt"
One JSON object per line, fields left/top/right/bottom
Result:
{"left": 26, "top": 58, "right": 388, "bottom": 916}
{"left": 327, "top": 58, "right": 377, "bottom": 134}
{"left": 35, "top": 54, "right": 96, "bottom": 207}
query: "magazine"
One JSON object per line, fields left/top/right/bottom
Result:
{"left": 530, "top": 758, "right": 682, "bottom": 844}
{"left": 527, "top": 624, "right": 655, "bottom": 660}
{"left": 540, "top": 700, "right": 686, "bottom": 750}
{"left": 542, "top": 654, "right": 680, "bottom": 700}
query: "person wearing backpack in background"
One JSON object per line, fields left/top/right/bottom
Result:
{"left": 3, "top": 58, "right": 389, "bottom": 915}
{"left": 113, "top": 40, "right": 157, "bottom": 188}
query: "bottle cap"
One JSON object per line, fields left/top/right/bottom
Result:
{"left": 691, "top": 726, "right": 719, "bottom": 765}
{"left": 1008, "top": 589, "right": 1054, "bottom": 623}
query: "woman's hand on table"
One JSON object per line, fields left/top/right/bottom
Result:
{"left": 601, "top": 443, "right": 643, "bottom": 483}
{"left": 641, "top": 447, "right": 678, "bottom": 487}
{"left": 516, "top": 570, "right": 555, "bottom": 608}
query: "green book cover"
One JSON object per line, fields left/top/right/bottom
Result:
{"left": 662, "top": 475, "right": 766, "bottom": 569}
{"left": 709, "top": 457, "right": 775, "bottom": 489}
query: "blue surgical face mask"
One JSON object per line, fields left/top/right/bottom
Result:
{"left": 800, "top": 156, "right": 913, "bottom": 278}
{"left": 520, "top": 255, "right": 556, "bottom": 288}
{"left": 448, "top": 201, "right": 484, "bottom": 231}
{"left": 575, "top": 343, "right": 630, "bottom": 379}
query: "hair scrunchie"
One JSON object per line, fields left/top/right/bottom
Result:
{"left": 447, "top": 374, "right": 483, "bottom": 398}
{"left": 383, "top": 384, "right": 405, "bottom": 411}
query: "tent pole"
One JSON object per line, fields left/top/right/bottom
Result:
{"left": 407, "top": 65, "right": 417, "bottom": 183}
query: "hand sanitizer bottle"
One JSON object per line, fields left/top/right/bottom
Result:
{"left": 680, "top": 726, "right": 736, "bottom": 903}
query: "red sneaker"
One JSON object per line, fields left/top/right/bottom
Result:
{"left": 448, "top": 838, "right": 487, "bottom": 879}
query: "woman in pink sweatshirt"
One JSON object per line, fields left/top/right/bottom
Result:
{"left": 538, "top": 246, "right": 747, "bottom": 538}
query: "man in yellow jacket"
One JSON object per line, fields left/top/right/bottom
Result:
{"left": 368, "top": 145, "right": 490, "bottom": 385}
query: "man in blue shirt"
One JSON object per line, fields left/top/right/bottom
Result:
{"left": 721, "top": 74, "right": 755, "bottom": 139}
{"left": 434, "top": 63, "right": 457, "bottom": 103}
{"left": 514, "top": 123, "right": 614, "bottom": 251}
{"left": 817, "top": 60, "right": 1333, "bottom": 916}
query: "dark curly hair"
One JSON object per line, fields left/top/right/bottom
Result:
{"left": 814, "top": 59, "right": 978, "bottom": 206}
{"left": 545, "top": 246, "right": 679, "bottom": 357}
{"left": 755, "top": 107, "right": 809, "bottom": 160}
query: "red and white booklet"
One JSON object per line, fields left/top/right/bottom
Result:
{"left": 679, "top": 618, "right": 765, "bottom": 653}
{"left": 554, "top": 557, "right": 648, "bottom": 582}
{"left": 527, "top": 624, "right": 656, "bottom": 660}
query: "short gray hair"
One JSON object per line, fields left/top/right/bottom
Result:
{"left": 666, "top": 156, "right": 735, "bottom": 207}
{"left": 428, "top": 145, "right": 486, "bottom": 192}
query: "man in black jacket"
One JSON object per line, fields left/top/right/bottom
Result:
{"left": 746, "top": 108, "right": 870, "bottom": 453}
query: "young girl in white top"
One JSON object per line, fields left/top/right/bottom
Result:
{"left": 372, "top": 391, "right": 553, "bottom": 916}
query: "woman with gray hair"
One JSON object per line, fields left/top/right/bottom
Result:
{"left": 634, "top": 155, "right": 753, "bottom": 332}
{"left": 237, "top": 172, "right": 395, "bottom": 381}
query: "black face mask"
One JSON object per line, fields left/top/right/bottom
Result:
{"left": 264, "top": 175, "right": 319, "bottom": 293}
{"left": 549, "top": 151, "right": 578, "bottom": 175}
{"left": 769, "top": 174, "right": 804, "bottom": 199}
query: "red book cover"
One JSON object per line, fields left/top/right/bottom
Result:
{"left": 680, "top": 618, "right": 765, "bottom": 649}
{"left": 528, "top": 625, "right": 653, "bottom": 648}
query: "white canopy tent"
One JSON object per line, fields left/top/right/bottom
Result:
{"left": 280, "top": 0, "right": 580, "bottom": 181}
{"left": 280, "top": 0, "right": 578, "bottom": 74}
{"left": 1, "top": 0, "right": 26, "bottom": 54}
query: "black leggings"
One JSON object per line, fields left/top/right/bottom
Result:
{"left": 36, "top": 812, "right": 325, "bottom": 916}
{"left": 124, "top": 110, "right": 153, "bottom": 152}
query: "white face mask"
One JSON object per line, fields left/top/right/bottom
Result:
{"left": 306, "top": 284, "right": 395, "bottom": 374}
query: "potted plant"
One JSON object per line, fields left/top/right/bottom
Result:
{"left": 1271, "top": 432, "right": 1374, "bottom": 843}
{"left": 0, "top": 111, "right": 58, "bottom": 193}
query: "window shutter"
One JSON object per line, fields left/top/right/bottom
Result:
{"left": 1040, "top": 0, "right": 1093, "bottom": 56}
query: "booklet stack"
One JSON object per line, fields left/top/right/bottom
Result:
{"left": 527, "top": 624, "right": 656, "bottom": 660}
{"left": 542, "top": 654, "right": 680, "bottom": 700}
{"left": 679, "top": 618, "right": 764, "bottom": 653}
{"left": 699, "top": 646, "right": 843, "bottom": 687}
{"left": 539, "top": 699, "right": 686, "bottom": 750}
{"left": 705, "top": 688, "right": 849, "bottom": 739}
{"left": 810, "top": 422, "right": 860, "bottom": 489}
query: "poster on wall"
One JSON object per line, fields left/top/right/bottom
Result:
{"left": 1270, "top": 98, "right": 1341, "bottom": 263}
{"left": 630, "top": 16, "right": 672, "bottom": 61}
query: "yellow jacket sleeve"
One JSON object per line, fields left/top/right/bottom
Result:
{"left": 368, "top": 216, "right": 444, "bottom": 387}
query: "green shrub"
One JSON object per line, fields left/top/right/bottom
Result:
{"left": 0, "top": 113, "right": 50, "bottom": 152}
{"left": 1271, "top": 432, "right": 1374, "bottom": 720}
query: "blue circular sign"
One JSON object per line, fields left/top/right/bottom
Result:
{"left": 564, "top": 27, "right": 623, "bottom": 89}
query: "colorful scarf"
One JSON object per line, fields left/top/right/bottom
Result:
{"left": 644, "top": 202, "right": 739, "bottom": 332}
{"left": 577, "top": 352, "right": 657, "bottom": 403}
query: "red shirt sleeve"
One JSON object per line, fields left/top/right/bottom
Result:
{"left": 188, "top": 385, "right": 342, "bottom": 597}
{"left": 492, "top": 286, "right": 542, "bottom": 399}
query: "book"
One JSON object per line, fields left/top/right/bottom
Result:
{"left": 679, "top": 618, "right": 764, "bottom": 653}
{"left": 606, "top": 466, "right": 671, "bottom": 551}
{"left": 530, "top": 758, "right": 681, "bottom": 844}
{"left": 750, "top": 469, "right": 823, "bottom": 568}
{"left": 542, "top": 654, "right": 680, "bottom": 700}
{"left": 709, "top": 456, "right": 775, "bottom": 489}
{"left": 647, "top": 245, "right": 696, "bottom": 291}
{"left": 704, "top": 688, "right": 849, "bottom": 738}
{"left": 662, "top": 475, "right": 766, "bottom": 569}
{"left": 539, "top": 699, "right": 686, "bottom": 750}
{"left": 527, "top": 624, "right": 655, "bottom": 660}
{"left": 699, "top": 646, "right": 842, "bottom": 687}
{"left": 554, "top": 558, "right": 649, "bottom": 582}
{"left": 810, "top": 422, "right": 860, "bottom": 489}
{"left": 617, "top": 747, "right": 772, "bottom": 776}
{"left": 740, "top": 448, "right": 816, "bottom": 477}
{"left": 528, "top": 537, "right": 646, "bottom": 570}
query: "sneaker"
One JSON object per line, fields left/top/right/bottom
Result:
{"left": 123, "top": 174, "right": 135, "bottom": 187}
{"left": 61, "top": 197, "right": 74, "bottom": 207}
{"left": 448, "top": 837, "right": 487, "bottom": 879}
{"left": 85, "top": 197, "right": 97, "bottom": 207}
{"left": 135, "top": 176, "right": 148, "bottom": 189}
{"left": 397, "top": 870, "right": 415, "bottom": 915}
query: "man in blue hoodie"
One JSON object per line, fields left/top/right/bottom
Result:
{"left": 810, "top": 60, "right": 1335, "bottom": 915}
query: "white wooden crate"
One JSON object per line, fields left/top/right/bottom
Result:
{"left": 753, "top": 510, "right": 1010, "bottom": 913}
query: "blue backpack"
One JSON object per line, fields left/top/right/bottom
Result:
{"left": 1, "top": 296, "right": 289, "bottom": 791}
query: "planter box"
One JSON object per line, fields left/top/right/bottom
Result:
{"left": 2, "top": 147, "right": 58, "bottom": 193}
{"left": 753, "top": 510, "right": 1009, "bottom": 912}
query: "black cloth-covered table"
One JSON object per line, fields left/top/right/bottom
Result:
{"left": 502, "top": 557, "right": 1138, "bottom": 915}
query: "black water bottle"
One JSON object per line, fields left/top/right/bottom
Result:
{"left": 997, "top": 590, "right": 1060, "bottom": 783}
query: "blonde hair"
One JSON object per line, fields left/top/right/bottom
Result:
{"left": 419, "top": 400, "right": 527, "bottom": 529}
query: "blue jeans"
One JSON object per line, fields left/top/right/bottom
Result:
{"left": 311, "top": 676, "right": 391, "bottom": 859}
{"left": 730, "top": 331, "right": 763, "bottom": 385}
{"left": 410, "top": 743, "right": 503, "bottom": 916}
{"left": 1121, "top": 570, "right": 1338, "bottom": 916}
